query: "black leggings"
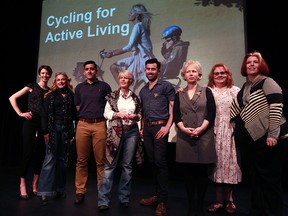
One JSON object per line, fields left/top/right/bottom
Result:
{"left": 180, "top": 163, "right": 210, "bottom": 211}
{"left": 20, "top": 117, "right": 45, "bottom": 178}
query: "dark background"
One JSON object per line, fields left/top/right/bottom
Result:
{"left": 1, "top": 1, "right": 287, "bottom": 185}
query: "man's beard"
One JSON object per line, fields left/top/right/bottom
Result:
{"left": 148, "top": 75, "right": 157, "bottom": 82}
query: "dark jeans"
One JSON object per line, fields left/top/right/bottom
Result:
{"left": 143, "top": 125, "right": 169, "bottom": 203}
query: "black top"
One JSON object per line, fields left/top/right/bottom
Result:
{"left": 27, "top": 82, "right": 50, "bottom": 115}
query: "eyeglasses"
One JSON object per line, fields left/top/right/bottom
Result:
{"left": 166, "top": 38, "right": 173, "bottom": 42}
{"left": 213, "top": 71, "right": 227, "bottom": 76}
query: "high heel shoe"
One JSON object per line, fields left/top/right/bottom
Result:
{"left": 31, "top": 174, "right": 39, "bottom": 196}
{"left": 19, "top": 193, "right": 29, "bottom": 200}
{"left": 31, "top": 186, "right": 37, "bottom": 196}
{"left": 20, "top": 185, "right": 29, "bottom": 200}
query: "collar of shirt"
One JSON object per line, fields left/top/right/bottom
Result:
{"left": 120, "top": 90, "right": 131, "bottom": 99}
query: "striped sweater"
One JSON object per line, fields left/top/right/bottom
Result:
{"left": 230, "top": 76, "right": 287, "bottom": 141}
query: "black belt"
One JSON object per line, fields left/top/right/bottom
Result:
{"left": 122, "top": 124, "right": 138, "bottom": 131}
{"left": 79, "top": 117, "right": 106, "bottom": 123}
{"left": 144, "top": 120, "right": 168, "bottom": 127}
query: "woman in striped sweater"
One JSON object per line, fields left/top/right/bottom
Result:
{"left": 230, "top": 51, "right": 288, "bottom": 216}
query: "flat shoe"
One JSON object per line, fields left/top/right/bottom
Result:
{"left": 207, "top": 202, "right": 224, "bottom": 212}
{"left": 98, "top": 205, "right": 110, "bottom": 211}
{"left": 155, "top": 202, "right": 167, "bottom": 216}
{"left": 120, "top": 202, "right": 129, "bottom": 207}
{"left": 40, "top": 196, "right": 48, "bottom": 206}
{"left": 225, "top": 201, "right": 236, "bottom": 213}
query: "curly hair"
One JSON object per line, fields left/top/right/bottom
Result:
{"left": 207, "top": 63, "right": 234, "bottom": 88}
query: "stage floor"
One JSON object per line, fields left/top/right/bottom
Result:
{"left": 1, "top": 165, "right": 287, "bottom": 216}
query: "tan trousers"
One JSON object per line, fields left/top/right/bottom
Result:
{"left": 75, "top": 120, "right": 107, "bottom": 194}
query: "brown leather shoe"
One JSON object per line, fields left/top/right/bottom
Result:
{"left": 139, "top": 195, "right": 158, "bottom": 206}
{"left": 74, "top": 193, "right": 85, "bottom": 205}
{"left": 155, "top": 202, "right": 167, "bottom": 216}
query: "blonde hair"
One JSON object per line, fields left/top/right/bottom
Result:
{"left": 51, "top": 72, "right": 73, "bottom": 92}
{"left": 180, "top": 59, "right": 203, "bottom": 81}
{"left": 118, "top": 70, "right": 135, "bottom": 85}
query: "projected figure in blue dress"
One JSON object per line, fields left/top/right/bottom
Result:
{"left": 102, "top": 4, "right": 155, "bottom": 92}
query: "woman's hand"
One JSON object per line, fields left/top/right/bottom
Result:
{"left": 103, "top": 50, "right": 114, "bottom": 58}
{"left": 266, "top": 137, "right": 278, "bottom": 147}
{"left": 44, "top": 134, "right": 49, "bottom": 144}
{"left": 19, "top": 111, "right": 32, "bottom": 120}
{"left": 176, "top": 87, "right": 184, "bottom": 93}
{"left": 181, "top": 127, "right": 195, "bottom": 137}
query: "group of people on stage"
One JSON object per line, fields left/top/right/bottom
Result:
{"left": 9, "top": 51, "right": 288, "bottom": 216}
{"left": 7, "top": 4, "right": 288, "bottom": 216}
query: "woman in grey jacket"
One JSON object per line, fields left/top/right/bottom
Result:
{"left": 173, "top": 59, "right": 216, "bottom": 216}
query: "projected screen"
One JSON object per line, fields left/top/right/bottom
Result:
{"left": 38, "top": 0, "right": 246, "bottom": 142}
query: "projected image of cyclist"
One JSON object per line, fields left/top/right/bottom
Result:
{"left": 102, "top": 3, "right": 155, "bottom": 92}
{"left": 160, "top": 25, "right": 190, "bottom": 90}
